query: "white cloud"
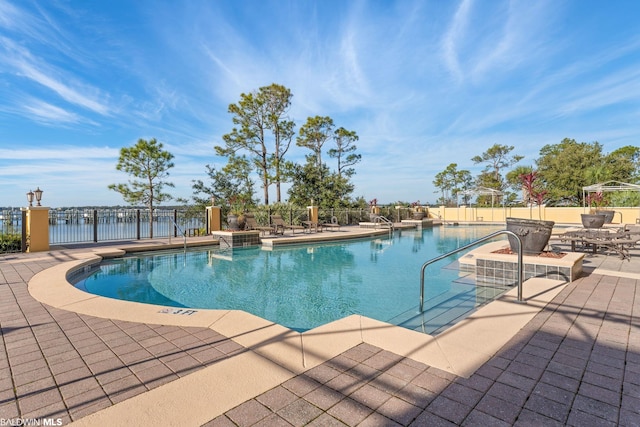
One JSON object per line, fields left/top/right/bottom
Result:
{"left": 441, "top": 0, "right": 473, "bottom": 83}
{"left": 22, "top": 99, "right": 83, "bottom": 124}
{"left": 0, "top": 146, "right": 119, "bottom": 160}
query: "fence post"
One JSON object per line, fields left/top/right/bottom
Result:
{"left": 93, "top": 210, "right": 98, "bottom": 242}
{"left": 21, "top": 210, "right": 27, "bottom": 252}
{"left": 173, "top": 210, "right": 178, "bottom": 237}
{"left": 136, "top": 209, "right": 141, "bottom": 240}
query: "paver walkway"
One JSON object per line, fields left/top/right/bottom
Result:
{"left": 0, "top": 251, "right": 244, "bottom": 424}
{"left": 1, "top": 239, "right": 639, "bottom": 426}
{"left": 205, "top": 271, "right": 639, "bottom": 426}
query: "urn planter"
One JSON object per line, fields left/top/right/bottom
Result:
{"left": 227, "top": 214, "right": 241, "bottom": 231}
{"left": 581, "top": 213, "right": 606, "bottom": 229}
{"left": 506, "top": 217, "right": 555, "bottom": 255}
{"left": 595, "top": 210, "right": 615, "bottom": 224}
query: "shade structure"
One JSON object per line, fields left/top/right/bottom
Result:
{"left": 458, "top": 186, "right": 504, "bottom": 221}
{"left": 582, "top": 181, "right": 640, "bottom": 217}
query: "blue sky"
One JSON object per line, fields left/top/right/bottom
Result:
{"left": 1, "top": 0, "right": 639, "bottom": 208}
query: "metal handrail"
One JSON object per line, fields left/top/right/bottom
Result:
{"left": 167, "top": 216, "right": 187, "bottom": 253}
{"left": 373, "top": 215, "right": 394, "bottom": 237}
{"left": 419, "top": 230, "right": 524, "bottom": 311}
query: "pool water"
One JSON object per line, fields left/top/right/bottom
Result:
{"left": 74, "top": 226, "right": 507, "bottom": 333}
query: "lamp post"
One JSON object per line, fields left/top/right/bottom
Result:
{"left": 34, "top": 187, "right": 43, "bottom": 206}
{"left": 26, "top": 190, "right": 34, "bottom": 207}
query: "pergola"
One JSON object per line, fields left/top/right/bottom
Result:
{"left": 459, "top": 186, "right": 504, "bottom": 221}
{"left": 582, "top": 180, "right": 640, "bottom": 216}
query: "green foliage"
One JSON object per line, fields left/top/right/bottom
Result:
{"left": 471, "top": 144, "right": 523, "bottom": 192}
{"left": 328, "top": 127, "right": 361, "bottom": 177}
{"left": 506, "top": 166, "right": 534, "bottom": 193}
{"left": 217, "top": 83, "right": 294, "bottom": 204}
{"left": 0, "top": 233, "right": 21, "bottom": 253}
{"left": 535, "top": 138, "right": 603, "bottom": 205}
{"left": 433, "top": 163, "right": 472, "bottom": 206}
{"left": 605, "top": 145, "right": 640, "bottom": 182}
{"left": 293, "top": 115, "right": 359, "bottom": 207}
{"left": 610, "top": 190, "right": 640, "bottom": 207}
{"left": 297, "top": 115, "right": 335, "bottom": 169}
{"left": 214, "top": 84, "right": 362, "bottom": 208}
{"left": 108, "top": 138, "right": 174, "bottom": 238}
{"left": 191, "top": 154, "right": 256, "bottom": 217}
{"left": 287, "top": 160, "right": 354, "bottom": 209}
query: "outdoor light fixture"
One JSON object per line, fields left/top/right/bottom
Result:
{"left": 34, "top": 187, "right": 43, "bottom": 206}
{"left": 27, "top": 190, "right": 34, "bottom": 207}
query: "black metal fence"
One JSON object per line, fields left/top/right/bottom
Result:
{"left": 239, "top": 205, "right": 416, "bottom": 227}
{"left": 0, "top": 205, "right": 419, "bottom": 254}
{"left": 0, "top": 209, "right": 23, "bottom": 253}
{"left": 48, "top": 208, "right": 206, "bottom": 244}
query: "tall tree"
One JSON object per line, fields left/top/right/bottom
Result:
{"left": 263, "top": 84, "right": 295, "bottom": 202}
{"left": 328, "top": 127, "right": 361, "bottom": 177}
{"left": 297, "top": 116, "right": 335, "bottom": 171}
{"left": 472, "top": 144, "right": 523, "bottom": 192}
{"left": 536, "top": 138, "right": 604, "bottom": 204}
{"left": 108, "top": 138, "right": 174, "bottom": 238}
{"left": 605, "top": 145, "right": 640, "bottom": 182}
{"left": 456, "top": 169, "right": 473, "bottom": 205}
{"left": 217, "top": 83, "right": 294, "bottom": 205}
{"left": 433, "top": 163, "right": 470, "bottom": 206}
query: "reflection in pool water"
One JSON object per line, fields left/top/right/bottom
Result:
{"left": 75, "top": 226, "right": 505, "bottom": 332}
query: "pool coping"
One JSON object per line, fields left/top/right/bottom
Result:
{"left": 28, "top": 243, "right": 570, "bottom": 425}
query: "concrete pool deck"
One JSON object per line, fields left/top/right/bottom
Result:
{"left": 1, "top": 225, "right": 639, "bottom": 425}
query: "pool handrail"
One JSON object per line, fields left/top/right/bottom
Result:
{"left": 373, "top": 215, "right": 394, "bottom": 237}
{"left": 167, "top": 216, "right": 187, "bottom": 253}
{"left": 419, "top": 230, "right": 524, "bottom": 311}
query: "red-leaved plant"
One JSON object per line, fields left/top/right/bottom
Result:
{"left": 519, "top": 171, "right": 547, "bottom": 220}
{"left": 585, "top": 191, "right": 608, "bottom": 209}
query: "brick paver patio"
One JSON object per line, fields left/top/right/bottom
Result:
{"left": 205, "top": 272, "right": 639, "bottom": 426}
{"left": 0, "top": 252, "right": 245, "bottom": 424}
{"left": 1, "top": 241, "right": 639, "bottom": 426}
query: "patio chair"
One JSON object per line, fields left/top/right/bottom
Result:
{"left": 270, "top": 214, "right": 305, "bottom": 234}
{"left": 243, "top": 213, "right": 274, "bottom": 235}
{"left": 322, "top": 216, "right": 341, "bottom": 231}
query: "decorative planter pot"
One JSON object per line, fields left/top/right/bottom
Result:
{"left": 413, "top": 212, "right": 425, "bottom": 220}
{"left": 506, "top": 217, "right": 555, "bottom": 255}
{"left": 595, "top": 210, "right": 615, "bottom": 224}
{"left": 227, "top": 214, "right": 240, "bottom": 231}
{"left": 581, "top": 213, "right": 605, "bottom": 229}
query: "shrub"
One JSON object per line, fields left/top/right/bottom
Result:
{"left": 0, "top": 234, "right": 21, "bottom": 253}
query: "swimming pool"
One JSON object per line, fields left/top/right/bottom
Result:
{"left": 74, "top": 225, "right": 507, "bottom": 333}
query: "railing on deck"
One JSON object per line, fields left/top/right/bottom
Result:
{"left": 0, "top": 209, "right": 23, "bottom": 253}
{"left": 47, "top": 208, "right": 205, "bottom": 245}
{"left": 2, "top": 205, "right": 419, "bottom": 253}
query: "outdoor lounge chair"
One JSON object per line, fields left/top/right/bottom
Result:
{"left": 270, "top": 214, "right": 305, "bottom": 234}
{"left": 243, "top": 213, "right": 274, "bottom": 235}
{"left": 322, "top": 216, "right": 341, "bottom": 231}
{"left": 559, "top": 229, "right": 605, "bottom": 252}
{"left": 583, "top": 233, "right": 640, "bottom": 260}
